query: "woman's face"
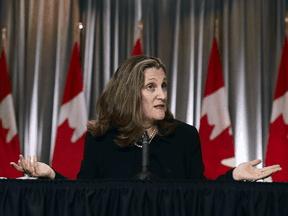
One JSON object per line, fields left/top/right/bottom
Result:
{"left": 141, "top": 67, "right": 167, "bottom": 126}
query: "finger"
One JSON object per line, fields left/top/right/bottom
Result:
{"left": 34, "top": 155, "right": 38, "bottom": 163}
{"left": 254, "top": 168, "right": 281, "bottom": 180}
{"left": 10, "top": 162, "right": 24, "bottom": 172}
{"left": 255, "top": 172, "right": 273, "bottom": 181}
{"left": 19, "top": 155, "right": 28, "bottom": 172}
{"left": 33, "top": 155, "right": 40, "bottom": 176}
{"left": 25, "top": 155, "right": 32, "bottom": 175}
{"left": 27, "top": 155, "right": 31, "bottom": 168}
{"left": 20, "top": 155, "right": 26, "bottom": 167}
{"left": 269, "top": 167, "right": 282, "bottom": 174}
{"left": 19, "top": 154, "right": 24, "bottom": 164}
{"left": 20, "top": 155, "right": 32, "bottom": 176}
{"left": 261, "top": 165, "right": 281, "bottom": 172}
{"left": 249, "top": 159, "right": 262, "bottom": 166}
{"left": 258, "top": 167, "right": 282, "bottom": 177}
{"left": 24, "top": 155, "right": 33, "bottom": 176}
{"left": 30, "top": 155, "right": 36, "bottom": 176}
{"left": 27, "top": 155, "right": 36, "bottom": 176}
{"left": 17, "top": 155, "right": 25, "bottom": 173}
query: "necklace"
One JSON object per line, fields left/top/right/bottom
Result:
{"left": 134, "top": 128, "right": 157, "bottom": 148}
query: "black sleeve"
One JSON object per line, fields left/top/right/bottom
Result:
{"left": 178, "top": 122, "right": 206, "bottom": 180}
{"left": 38, "top": 167, "right": 68, "bottom": 180}
{"left": 53, "top": 169, "right": 68, "bottom": 179}
{"left": 76, "top": 131, "right": 102, "bottom": 179}
{"left": 216, "top": 168, "right": 235, "bottom": 181}
{"left": 188, "top": 127, "right": 206, "bottom": 180}
{"left": 180, "top": 122, "right": 235, "bottom": 181}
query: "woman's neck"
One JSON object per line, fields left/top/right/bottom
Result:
{"left": 145, "top": 125, "right": 157, "bottom": 138}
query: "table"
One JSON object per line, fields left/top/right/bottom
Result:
{"left": 0, "top": 179, "right": 287, "bottom": 216}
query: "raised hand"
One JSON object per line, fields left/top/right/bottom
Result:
{"left": 10, "top": 155, "right": 55, "bottom": 179}
{"left": 232, "top": 159, "right": 282, "bottom": 181}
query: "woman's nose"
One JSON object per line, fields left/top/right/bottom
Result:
{"left": 156, "top": 88, "right": 166, "bottom": 100}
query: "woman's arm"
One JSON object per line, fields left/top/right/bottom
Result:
{"left": 77, "top": 131, "right": 102, "bottom": 179}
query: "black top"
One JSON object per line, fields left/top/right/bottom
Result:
{"left": 55, "top": 119, "right": 234, "bottom": 180}
{"left": 132, "top": 137, "right": 166, "bottom": 179}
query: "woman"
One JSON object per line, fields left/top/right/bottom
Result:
{"left": 11, "top": 55, "right": 281, "bottom": 180}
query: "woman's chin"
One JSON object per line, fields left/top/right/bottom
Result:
{"left": 154, "top": 116, "right": 165, "bottom": 121}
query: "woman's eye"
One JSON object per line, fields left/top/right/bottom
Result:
{"left": 147, "top": 84, "right": 154, "bottom": 90}
{"left": 162, "top": 83, "right": 167, "bottom": 89}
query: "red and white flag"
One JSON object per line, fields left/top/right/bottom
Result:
{"left": 0, "top": 48, "right": 23, "bottom": 178}
{"left": 132, "top": 38, "right": 143, "bottom": 56}
{"left": 199, "top": 37, "right": 235, "bottom": 180}
{"left": 265, "top": 36, "right": 288, "bottom": 182}
{"left": 51, "top": 42, "right": 87, "bottom": 179}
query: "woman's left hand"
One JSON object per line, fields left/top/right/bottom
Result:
{"left": 232, "top": 159, "right": 282, "bottom": 181}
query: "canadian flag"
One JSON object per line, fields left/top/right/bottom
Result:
{"left": 199, "top": 37, "right": 235, "bottom": 180}
{"left": 265, "top": 36, "right": 288, "bottom": 182}
{"left": 0, "top": 48, "right": 23, "bottom": 178}
{"left": 132, "top": 38, "right": 143, "bottom": 56}
{"left": 51, "top": 42, "right": 87, "bottom": 179}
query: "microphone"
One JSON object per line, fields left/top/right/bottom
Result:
{"left": 132, "top": 131, "right": 158, "bottom": 180}
{"left": 141, "top": 131, "right": 149, "bottom": 173}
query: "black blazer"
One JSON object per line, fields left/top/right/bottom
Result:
{"left": 55, "top": 120, "right": 234, "bottom": 180}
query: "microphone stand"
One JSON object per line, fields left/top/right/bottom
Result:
{"left": 141, "top": 131, "right": 149, "bottom": 178}
{"left": 133, "top": 131, "right": 158, "bottom": 180}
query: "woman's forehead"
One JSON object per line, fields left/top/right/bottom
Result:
{"left": 144, "top": 68, "right": 166, "bottom": 81}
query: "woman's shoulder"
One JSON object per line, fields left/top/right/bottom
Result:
{"left": 87, "top": 126, "right": 118, "bottom": 141}
{"left": 85, "top": 122, "right": 119, "bottom": 149}
{"left": 84, "top": 127, "right": 120, "bottom": 153}
{"left": 160, "top": 119, "right": 201, "bottom": 151}
{"left": 86, "top": 121, "right": 118, "bottom": 138}
{"left": 159, "top": 118, "right": 199, "bottom": 142}
{"left": 168, "top": 119, "right": 198, "bottom": 134}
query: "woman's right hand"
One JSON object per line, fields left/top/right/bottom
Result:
{"left": 10, "top": 155, "right": 55, "bottom": 179}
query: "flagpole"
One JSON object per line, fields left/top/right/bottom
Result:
{"left": 132, "top": 19, "right": 144, "bottom": 56}
{"left": 139, "top": 19, "right": 143, "bottom": 48}
{"left": 1, "top": 24, "right": 7, "bottom": 53}
{"left": 78, "top": 23, "right": 83, "bottom": 46}
{"left": 215, "top": 13, "right": 220, "bottom": 43}
{"left": 285, "top": 9, "right": 288, "bottom": 37}
{"left": 77, "top": 22, "right": 83, "bottom": 65}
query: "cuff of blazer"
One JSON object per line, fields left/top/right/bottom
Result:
{"left": 215, "top": 167, "right": 236, "bottom": 181}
